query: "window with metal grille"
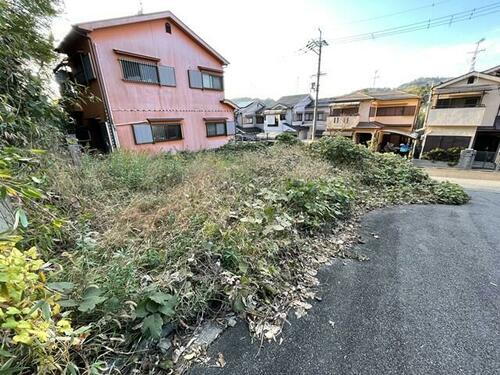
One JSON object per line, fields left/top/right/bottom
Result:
{"left": 256, "top": 115, "right": 264, "bottom": 124}
{"left": 119, "top": 59, "right": 159, "bottom": 83}
{"left": 206, "top": 122, "right": 227, "bottom": 137}
{"left": 304, "top": 112, "right": 314, "bottom": 121}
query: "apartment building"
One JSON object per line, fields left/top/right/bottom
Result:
{"left": 421, "top": 65, "right": 500, "bottom": 165}
{"left": 55, "top": 11, "right": 236, "bottom": 153}
{"left": 325, "top": 90, "right": 421, "bottom": 150}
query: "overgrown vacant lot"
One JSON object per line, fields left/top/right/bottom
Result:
{"left": 16, "top": 137, "right": 470, "bottom": 373}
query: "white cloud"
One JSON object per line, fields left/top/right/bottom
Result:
{"left": 53, "top": 0, "right": 500, "bottom": 99}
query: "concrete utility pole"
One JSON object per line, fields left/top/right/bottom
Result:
{"left": 305, "top": 28, "right": 328, "bottom": 141}
{"left": 468, "top": 38, "right": 485, "bottom": 72}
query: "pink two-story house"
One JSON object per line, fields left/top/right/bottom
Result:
{"left": 56, "top": 11, "right": 236, "bottom": 153}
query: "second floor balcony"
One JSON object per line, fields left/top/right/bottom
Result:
{"left": 326, "top": 115, "right": 360, "bottom": 130}
{"left": 427, "top": 106, "right": 486, "bottom": 127}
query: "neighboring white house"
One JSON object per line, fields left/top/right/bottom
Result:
{"left": 262, "top": 94, "right": 312, "bottom": 138}
{"left": 421, "top": 65, "right": 500, "bottom": 168}
{"left": 234, "top": 100, "right": 267, "bottom": 136}
{"left": 292, "top": 97, "right": 335, "bottom": 139}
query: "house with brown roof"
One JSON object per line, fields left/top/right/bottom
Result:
{"left": 55, "top": 11, "right": 236, "bottom": 153}
{"left": 421, "top": 65, "right": 500, "bottom": 168}
{"left": 325, "top": 90, "right": 421, "bottom": 151}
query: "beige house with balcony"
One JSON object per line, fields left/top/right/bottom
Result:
{"left": 325, "top": 90, "right": 421, "bottom": 150}
{"left": 421, "top": 65, "right": 500, "bottom": 164}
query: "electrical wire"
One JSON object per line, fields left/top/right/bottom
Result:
{"left": 338, "top": 0, "right": 452, "bottom": 26}
{"left": 329, "top": 2, "right": 500, "bottom": 45}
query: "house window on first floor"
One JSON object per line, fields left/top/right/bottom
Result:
{"left": 132, "top": 122, "right": 182, "bottom": 144}
{"left": 151, "top": 123, "right": 182, "bottom": 142}
{"left": 206, "top": 121, "right": 227, "bottom": 137}
{"left": 256, "top": 115, "right": 264, "bottom": 124}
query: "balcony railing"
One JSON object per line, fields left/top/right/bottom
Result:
{"left": 326, "top": 115, "right": 360, "bottom": 130}
{"left": 426, "top": 107, "right": 486, "bottom": 127}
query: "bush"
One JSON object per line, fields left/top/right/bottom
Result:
{"left": 217, "top": 140, "right": 271, "bottom": 153}
{"left": 422, "top": 147, "right": 463, "bottom": 163}
{"left": 0, "top": 234, "right": 81, "bottom": 373}
{"left": 309, "top": 136, "right": 372, "bottom": 167}
{"left": 362, "top": 152, "right": 428, "bottom": 187}
{"left": 284, "top": 179, "right": 354, "bottom": 228}
{"left": 431, "top": 181, "right": 470, "bottom": 205}
{"left": 276, "top": 132, "right": 299, "bottom": 145}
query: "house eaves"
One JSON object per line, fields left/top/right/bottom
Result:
{"left": 435, "top": 71, "right": 500, "bottom": 89}
{"left": 56, "top": 10, "right": 229, "bottom": 65}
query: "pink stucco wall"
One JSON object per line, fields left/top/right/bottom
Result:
{"left": 89, "top": 18, "right": 234, "bottom": 152}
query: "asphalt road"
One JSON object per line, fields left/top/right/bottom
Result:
{"left": 191, "top": 191, "right": 500, "bottom": 375}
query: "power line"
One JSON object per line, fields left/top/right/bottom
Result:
{"left": 338, "top": 0, "right": 451, "bottom": 26}
{"left": 329, "top": 2, "right": 500, "bottom": 45}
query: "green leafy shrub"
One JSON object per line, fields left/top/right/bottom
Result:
{"left": 284, "top": 179, "right": 354, "bottom": 227}
{"left": 422, "top": 147, "right": 463, "bottom": 163}
{"left": 362, "top": 152, "right": 429, "bottom": 187}
{"left": 217, "top": 140, "right": 271, "bottom": 153}
{"left": 309, "top": 136, "right": 372, "bottom": 167}
{"left": 276, "top": 132, "right": 300, "bottom": 145}
{"left": 0, "top": 234, "right": 84, "bottom": 373}
{"left": 430, "top": 181, "right": 470, "bottom": 205}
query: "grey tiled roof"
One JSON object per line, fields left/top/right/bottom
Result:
{"left": 332, "top": 90, "right": 420, "bottom": 103}
{"left": 275, "top": 94, "right": 310, "bottom": 108}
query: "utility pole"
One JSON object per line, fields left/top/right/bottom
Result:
{"left": 372, "top": 70, "right": 380, "bottom": 88}
{"left": 138, "top": 0, "right": 144, "bottom": 15}
{"left": 304, "top": 28, "right": 328, "bottom": 141}
{"left": 468, "top": 38, "right": 485, "bottom": 72}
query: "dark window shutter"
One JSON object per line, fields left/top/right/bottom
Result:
{"left": 159, "top": 66, "right": 176, "bottom": 86}
{"left": 226, "top": 121, "right": 236, "bottom": 135}
{"left": 188, "top": 70, "right": 203, "bottom": 89}
{"left": 132, "top": 123, "right": 153, "bottom": 144}
{"left": 81, "top": 54, "right": 95, "bottom": 82}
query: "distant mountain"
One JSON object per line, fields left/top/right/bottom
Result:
{"left": 398, "top": 77, "right": 450, "bottom": 90}
{"left": 231, "top": 97, "right": 275, "bottom": 108}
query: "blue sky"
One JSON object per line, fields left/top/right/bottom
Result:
{"left": 53, "top": 0, "right": 500, "bottom": 99}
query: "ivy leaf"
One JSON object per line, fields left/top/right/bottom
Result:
{"left": 148, "top": 292, "right": 173, "bottom": 305}
{"left": 58, "top": 299, "right": 79, "bottom": 308}
{"left": 39, "top": 301, "right": 51, "bottom": 320}
{"left": 141, "top": 313, "right": 163, "bottom": 339}
{"left": 78, "top": 286, "right": 107, "bottom": 312}
{"left": 47, "top": 282, "right": 75, "bottom": 293}
{"left": 134, "top": 301, "right": 149, "bottom": 318}
{"left": 78, "top": 296, "right": 107, "bottom": 312}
